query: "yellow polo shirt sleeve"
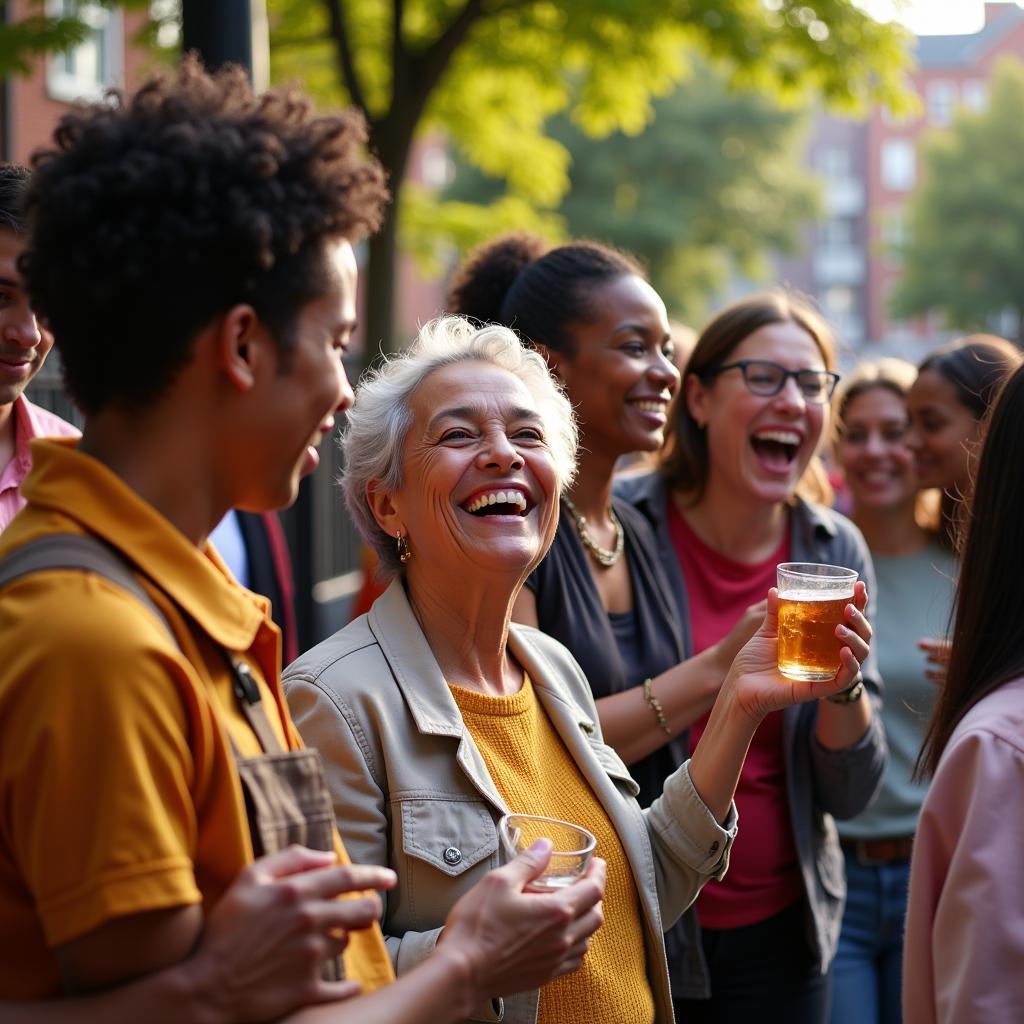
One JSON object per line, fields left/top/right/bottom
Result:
{"left": 1, "top": 572, "right": 202, "bottom": 948}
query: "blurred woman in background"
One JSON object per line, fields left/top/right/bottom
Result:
{"left": 903, "top": 361, "right": 1024, "bottom": 1023}
{"left": 906, "top": 334, "right": 1021, "bottom": 549}
{"left": 829, "top": 359, "right": 956, "bottom": 1024}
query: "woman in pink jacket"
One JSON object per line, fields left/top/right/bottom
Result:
{"left": 903, "top": 361, "right": 1024, "bottom": 1023}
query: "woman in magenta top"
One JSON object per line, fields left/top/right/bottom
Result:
{"left": 619, "top": 290, "right": 885, "bottom": 1023}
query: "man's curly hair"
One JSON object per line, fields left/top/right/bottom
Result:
{"left": 21, "top": 55, "right": 389, "bottom": 415}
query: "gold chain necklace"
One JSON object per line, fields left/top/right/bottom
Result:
{"left": 562, "top": 495, "right": 624, "bottom": 568}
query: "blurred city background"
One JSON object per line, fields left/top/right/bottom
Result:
{"left": 5, "top": 0, "right": 1023, "bottom": 642}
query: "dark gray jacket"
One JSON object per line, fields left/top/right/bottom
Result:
{"left": 615, "top": 471, "right": 887, "bottom": 996}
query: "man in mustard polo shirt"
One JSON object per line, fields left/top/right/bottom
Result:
{"left": 0, "top": 58, "right": 604, "bottom": 1022}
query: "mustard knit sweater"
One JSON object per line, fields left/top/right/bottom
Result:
{"left": 450, "top": 675, "right": 654, "bottom": 1024}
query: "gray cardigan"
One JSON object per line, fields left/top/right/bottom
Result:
{"left": 283, "top": 579, "right": 738, "bottom": 1024}
{"left": 615, "top": 471, "right": 887, "bottom": 993}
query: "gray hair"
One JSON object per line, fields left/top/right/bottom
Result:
{"left": 341, "top": 315, "right": 578, "bottom": 579}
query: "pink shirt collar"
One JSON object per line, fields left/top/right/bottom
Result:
{"left": 0, "top": 395, "right": 80, "bottom": 532}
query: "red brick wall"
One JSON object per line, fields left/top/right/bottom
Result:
{"left": 8, "top": 1, "right": 151, "bottom": 164}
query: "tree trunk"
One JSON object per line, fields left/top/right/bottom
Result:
{"left": 364, "top": 191, "right": 400, "bottom": 359}
{"left": 363, "top": 116, "right": 416, "bottom": 358}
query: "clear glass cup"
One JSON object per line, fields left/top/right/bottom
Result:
{"left": 498, "top": 813, "right": 597, "bottom": 891}
{"left": 776, "top": 562, "right": 858, "bottom": 682}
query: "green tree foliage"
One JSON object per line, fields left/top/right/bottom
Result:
{"left": 442, "top": 63, "right": 819, "bottom": 325}
{"left": 892, "top": 59, "right": 1024, "bottom": 339}
{"left": 0, "top": 0, "right": 156, "bottom": 78}
{"left": 269, "top": 0, "right": 912, "bottom": 351}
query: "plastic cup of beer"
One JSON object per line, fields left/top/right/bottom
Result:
{"left": 498, "top": 813, "right": 596, "bottom": 892}
{"left": 776, "top": 562, "right": 858, "bottom": 682}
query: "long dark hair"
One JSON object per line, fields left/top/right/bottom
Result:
{"left": 918, "top": 362, "right": 1024, "bottom": 777}
{"left": 660, "top": 289, "right": 836, "bottom": 507}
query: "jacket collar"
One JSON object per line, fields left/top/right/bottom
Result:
{"left": 366, "top": 578, "right": 612, "bottom": 796}
{"left": 367, "top": 578, "right": 465, "bottom": 739}
{"left": 18, "top": 438, "right": 268, "bottom": 650}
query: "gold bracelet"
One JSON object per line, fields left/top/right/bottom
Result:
{"left": 642, "top": 678, "right": 672, "bottom": 735}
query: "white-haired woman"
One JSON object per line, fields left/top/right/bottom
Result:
{"left": 283, "top": 317, "right": 873, "bottom": 1024}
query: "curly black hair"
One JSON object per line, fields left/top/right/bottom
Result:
{"left": 0, "top": 164, "right": 30, "bottom": 234}
{"left": 446, "top": 232, "right": 643, "bottom": 355}
{"left": 21, "top": 55, "right": 389, "bottom": 415}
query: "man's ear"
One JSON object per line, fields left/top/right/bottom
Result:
{"left": 532, "top": 342, "right": 569, "bottom": 384}
{"left": 366, "top": 480, "right": 404, "bottom": 538}
{"left": 217, "top": 304, "right": 264, "bottom": 392}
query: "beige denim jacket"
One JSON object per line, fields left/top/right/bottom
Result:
{"left": 283, "top": 580, "right": 737, "bottom": 1024}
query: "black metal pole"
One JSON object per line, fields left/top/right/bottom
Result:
{"left": 181, "top": 0, "right": 269, "bottom": 89}
{"left": 181, "top": 0, "right": 252, "bottom": 72}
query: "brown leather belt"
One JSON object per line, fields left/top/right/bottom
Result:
{"left": 841, "top": 836, "right": 914, "bottom": 865}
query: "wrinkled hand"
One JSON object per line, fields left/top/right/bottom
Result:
{"left": 918, "top": 636, "right": 951, "bottom": 685}
{"left": 186, "top": 846, "right": 396, "bottom": 1022}
{"left": 725, "top": 582, "right": 872, "bottom": 724}
{"left": 439, "top": 841, "right": 606, "bottom": 1002}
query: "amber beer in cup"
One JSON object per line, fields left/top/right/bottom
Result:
{"left": 776, "top": 562, "right": 858, "bottom": 682}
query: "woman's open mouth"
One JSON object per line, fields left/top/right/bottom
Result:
{"left": 750, "top": 429, "right": 801, "bottom": 473}
{"left": 461, "top": 488, "right": 531, "bottom": 517}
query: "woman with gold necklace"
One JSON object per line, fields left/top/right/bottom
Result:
{"left": 447, "top": 234, "right": 762, "bottom": 1004}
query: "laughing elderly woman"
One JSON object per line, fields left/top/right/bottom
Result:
{"left": 283, "top": 317, "right": 873, "bottom": 1024}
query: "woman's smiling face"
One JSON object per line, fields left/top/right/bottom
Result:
{"left": 381, "top": 360, "right": 561, "bottom": 580}
{"left": 836, "top": 385, "right": 917, "bottom": 513}
{"left": 546, "top": 274, "right": 678, "bottom": 460}
{"left": 686, "top": 320, "right": 829, "bottom": 508}
{"left": 905, "top": 367, "right": 980, "bottom": 493}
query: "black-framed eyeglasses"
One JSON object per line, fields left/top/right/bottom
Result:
{"left": 705, "top": 360, "right": 840, "bottom": 404}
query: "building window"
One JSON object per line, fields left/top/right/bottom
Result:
{"left": 47, "top": 0, "right": 123, "bottom": 103}
{"left": 881, "top": 140, "right": 916, "bottom": 192}
{"left": 880, "top": 209, "right": 909, "bottom": 268}
{"left": 818, "top": 145, "right": 851, "bottom": 179}
{"left": 819, "top": 218, "right": 854, "bottom": 250}
{"left": 963, "top": 79, "right": 988, "bottom": 112}
{"left": 927, "top": 80, "right": 957, "bottom": 126}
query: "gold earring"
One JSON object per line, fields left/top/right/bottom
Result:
{"left": 396, "top": 532, "right": 411, "bottom": 564}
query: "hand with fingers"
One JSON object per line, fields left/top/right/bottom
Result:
{"left": 918, "top": 636, "right": 951, "bottom": 686}
{"left": 185, "top": 845, "right": 396, "bottom": 1021}
{"left": 708, "top": 599, "right": 767, "bottom": 686}
{"left": 726, "top": 581, "right": 873, "bottom": 723}
{"left": 435, "top": 840, "right": 606, "bottom": 1004}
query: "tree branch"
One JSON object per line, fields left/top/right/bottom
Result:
{"left": 325, "top": 0, "right": 369, "bottom": 118}
{"left": 413, "top": 0, "right": 485, "bottom": 102}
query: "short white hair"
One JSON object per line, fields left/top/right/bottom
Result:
{"left": 342, "top": 315, "right": 578, "bottom": 579}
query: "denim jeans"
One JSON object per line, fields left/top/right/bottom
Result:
{"left": 830, "top": 848, "right": 911, "bottom": 1024}
{"left": 674, "top": 900, "right": 832, "bottom": 1024}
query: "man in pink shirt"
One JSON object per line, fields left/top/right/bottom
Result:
{"left": 0, "top": 164, "right": 78, "bottom": 532}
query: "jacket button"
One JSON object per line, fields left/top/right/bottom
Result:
{"left": 710, "top": 841, "right": 720, "bottom": 854}
{"left": 443, "top": 846, "right": 463, "bottom": 865}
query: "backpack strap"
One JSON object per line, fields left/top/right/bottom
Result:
{"left": 0, "top": 532, "right": 283, "bottom": 753}
{"left": 0, "top": 533, "right": 174, "bottom": 639}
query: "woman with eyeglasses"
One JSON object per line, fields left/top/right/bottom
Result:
{"left": 618, "top": 291, "right": 885, "bottom": 1023}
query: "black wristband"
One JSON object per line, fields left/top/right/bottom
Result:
{"left": 826, "top": 675, "right": 865, "bottom": 705}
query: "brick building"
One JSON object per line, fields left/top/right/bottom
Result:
{"left": 779, "top": 1, "right": 1024, "bottom": 361}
